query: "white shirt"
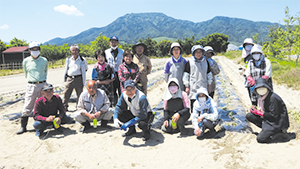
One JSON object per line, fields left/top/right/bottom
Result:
{"left": 67, "top": 56, "right": 87, "bottom": 76}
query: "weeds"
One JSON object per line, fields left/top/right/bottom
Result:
{"left": 224, "top": 51, "right": 300, "bottom": 90}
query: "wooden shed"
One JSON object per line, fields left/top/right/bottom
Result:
{"left": 1, "top": 46, "right": 30, "bottom": 64}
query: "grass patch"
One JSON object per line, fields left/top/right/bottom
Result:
{"left": 223, "top": 51, "right": 300, "bottom": 90}
{"left": 220, "top": 51, "right": 244, "bottom": 65}
{"left": 289, "top": 111, "right": 300, "bottom": 123}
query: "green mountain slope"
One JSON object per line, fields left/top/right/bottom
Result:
{"left": 45, "top": 12, "right": 280, "bottom": 45}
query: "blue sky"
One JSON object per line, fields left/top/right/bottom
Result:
{"left": 0, "top": 0, "right": 299, "bottom": 44}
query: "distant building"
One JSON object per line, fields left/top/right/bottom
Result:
{"left": 1, "top": 46, "right": 30, "bottom": 64}
{"left": 226, "top": 44, "right": 239, "bottom": 51}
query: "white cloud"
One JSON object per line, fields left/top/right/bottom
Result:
{"left": 54, "top": 4, "right": 84, "bottom": 16}
{"left": 0, "top": 24, "right": 9, "bottom": 29}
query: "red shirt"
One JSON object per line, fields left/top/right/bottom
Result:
{"left": 33, "top": 95, "right": 65, "bottom": 121}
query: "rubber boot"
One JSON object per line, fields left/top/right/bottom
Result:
{"left": 139, "top": 121, "right": 150, "bottom": 141}
{"left": 16, "top": 116, "right": 28, "bottom": 135}
{"left": 122, "top": 126, "right": 136, "bottom": 137}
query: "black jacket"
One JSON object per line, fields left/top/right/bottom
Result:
{"left": 262, "top": 92, "right": 289, "bottom": 131}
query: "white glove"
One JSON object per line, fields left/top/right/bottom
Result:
{"left": 114, "top": 119, "right": 122, "bottom": 128}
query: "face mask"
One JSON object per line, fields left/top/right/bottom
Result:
{"left": 256, "top": 87, "right": 268, "bottom": 96}
{"left": 252, "top": 54, "right": 261, "bottom": 60}
{"left": 168, "top": 86, "right": 178, "bottom": 94}
{"left": 198, "top": 97, "right": 206, "bottom": 103}
{"left": 245, "top": 45, "right": 252, "bottom": 51}
{"left": 111, "top": 46, "right": 118, "bottom": 50}
{"left": 31, "top": 51, "right": 40, "bottom": 58}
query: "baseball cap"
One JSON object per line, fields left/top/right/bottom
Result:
{"left": 110, "top": 36, "right": 119, "bottom": 41}
{"left": 124, "top": 80, "right": 135, "bottom": 88}
{"left": 42, "top": 83, "right": 53, "bottom": 91}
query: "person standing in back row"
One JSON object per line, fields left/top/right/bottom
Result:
{"left": 204, "top": 46, "right": 220, "bottom": 98}
{"left": 183, "top": 45, "right": 213, "bottom": 113}
{"left": 164, "top": 42, "right": 187, "bottom": 91}
{"left": 241, "top": 38, "right": 254, "bottom": 103}
{"left": 63, "top": 44, "right": 88, "bottom": 111}
{"left": 105, "top": 36, "right": 124, "bottom": 103}
{"left": 245, "top": 44, "right": 272, "bottom": 106}
{"left": 132, "top": 42, "right": 152, "bottom": 96}
{"left": 17, "top": 42, "right": 48, "bottom": 134}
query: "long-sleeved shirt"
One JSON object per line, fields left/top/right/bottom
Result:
{"left": 114, "top": 90, "right": 151, "bottom": 122}
{"left": 133, "top": 54, "right": 152, "bottom": 76}
{"left": 118, "top": 62, "right": 140, "bottom": 92}
{"left": 64, "top": 55, "right": 88, "bottom": 86}
{"left": 245, "top": 56, "right": 272, "bottom": 78}
{"left": 77, "top": 89, "right": 110, "bottom": 114}
{"left": 33, "top": 95, "right": 65, "bottom": 121}
{"left": 23, "top": 56, "right": 48, "bottom": 82}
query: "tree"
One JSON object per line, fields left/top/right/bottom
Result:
{"left": 181, "top": 36, "right": 195, "bottom": 55}
{"left": 0, "top": 39, "right": 7, "bottom": 52}
{"left": 122, "top": 43, "right": 133, "bottom": 51}
{"left": 78, "top": 43, "right": 92, "bottom": 58}
{"left": 90, "top": 33, "right": 110, "bottom": 55}
{"left": 156, "top": 40, "right": 173, "bottom": 57}
{"left": 291, "top": 15, "right": 300, "bottom": 65}
{"left": 8, "top": 37, "right": 28, "bottom": 47}
{"left": 138, "top": 37, "right": 157, "bottom": 56}
{"left": 283, "top": 6, "right": 296, "bottom": 60}
{"left": 40, "top": 44, "right": 64, "bottom": 63}
{"left": 252, "top": 33, "right": 259, "bottom": 44}
{"left": 196, "top": 33, "right": 229, "bottom": 53}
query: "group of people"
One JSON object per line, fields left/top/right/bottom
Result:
{"left": 17, "top": 36, "right": 154, "bottom": 141}
{"left": 241, "top": 38, "right": 290, "bottom": 143}
{"left": 16, "top": 36, "right": 290, "bottom": 143}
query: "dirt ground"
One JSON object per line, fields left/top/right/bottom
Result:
{"left": 0, "top": 57, "right": 300, "bottom": 169}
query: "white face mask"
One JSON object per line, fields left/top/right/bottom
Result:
{"left": 245, "top": 45, "right": 252, "bottom": 51}
{"left": 31, "top": 51, "right": 40, "bottom": 58}
{"left": 111, "top": 46, "right": 118, "bottom": 50}
{"left": 256, "top": 87, "right": 268, "bottom": 96}
{"left": 198, "top": 97, "right": 206, "bottom": 103}
{"left": 252, "top": 54, "right": 261, "bottom": 60}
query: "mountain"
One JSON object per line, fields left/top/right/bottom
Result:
{"left": 45, "top": 12, "right": 281, "bottom": 45}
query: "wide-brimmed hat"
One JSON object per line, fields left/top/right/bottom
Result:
{"left": 191, "top": 45, "right": 205, "bottom": 56}
{"left": 254, "top": 78, "right": 272, "bottom": 92}
{"left": 170, "top": 42, "right": 183, "bottom": 55}
{"left": 204, "top": 46, "right": 215, "bottom": 56}
{"left": 251, "top": 44, "right": 263, "bottom": 54}
{"left": 132, "top": 42, "right": 147, "bottom": 53}
{"left": 243, "top": 38, "right": 254, "bottom": 48}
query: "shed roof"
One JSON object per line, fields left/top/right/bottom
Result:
{"left": 2, "top": 46, "right": 29, "bottom": 53}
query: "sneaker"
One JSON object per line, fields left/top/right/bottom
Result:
{"left": 79, "top": 124, "right": 92, "bottom": 133}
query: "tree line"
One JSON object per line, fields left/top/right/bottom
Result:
{"left": 0, "top": 33, "right": 229, "bottom": 63}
